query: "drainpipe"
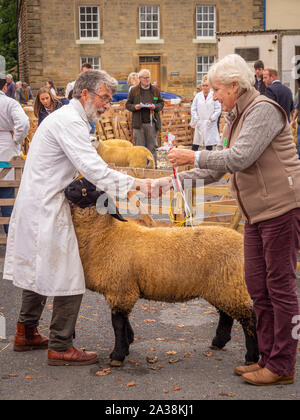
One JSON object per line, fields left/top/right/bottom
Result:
{"left": 263, "top": 0, "right": 266, "bottom": 30}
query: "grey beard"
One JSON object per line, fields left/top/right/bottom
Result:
{"left": 84, "top": 98, "right": 104, "bottom": 123}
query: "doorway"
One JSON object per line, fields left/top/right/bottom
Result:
{"left": 139, "top": 56, "right": 161, "bottom": 87}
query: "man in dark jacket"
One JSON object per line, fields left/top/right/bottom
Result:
{"left": 254, "top": 60, "right": 266, "bottom": 94}
{"left": 263, "top": 68, "right": 294, "bottom": 121}
{"left": 126, "top": 69, "right": 164, "bottom": 166}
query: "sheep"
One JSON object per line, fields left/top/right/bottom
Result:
{"left": 102, "top": 139, "right": 133, "bottom": 148}
{"left": 97, "top": 140, "right": 155, "bottom": 169}
{"left": 67, "top": 185, "right": 259, "bottom": 368}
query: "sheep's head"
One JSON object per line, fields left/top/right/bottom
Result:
{"left": 65, "top": 177, "right": 127, "bottom": 222}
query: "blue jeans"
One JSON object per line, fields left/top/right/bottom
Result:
{"left": 0, "top": 187, "right": 14, "bottom": 234}
{"left": 297, "top": 125, "right": 300, "bottom": 159}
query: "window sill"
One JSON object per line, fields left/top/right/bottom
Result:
{"left": 76, "top": 39, "right": 105, "bottom": 45}
{"left": 193, "top": 38, "right": 217, "bottom": 44}
{"left": 136, "top": 39, "right": 164, "bottom": 44}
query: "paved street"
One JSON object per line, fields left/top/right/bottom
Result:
{"left": 0, "top": 249, "right": 299, "bottom": 401}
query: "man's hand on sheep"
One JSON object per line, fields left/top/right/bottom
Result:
{"left": 133, "top": 178, "right": 152, "bottom": 196}
{"left": 151, "top": 177, "right": 173, "bottom": 198}
{"left": 168, "top": 149, "right": 195, "bottom": 167}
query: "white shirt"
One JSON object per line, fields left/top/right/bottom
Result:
{"left": 4, "top": 99, "right": 135, "bottom": 296}
{"left": 0, "top": 90, "right": 29, "bottom": 161}
{"left": 65, "top": 81, "right": 75, "bottom": 99}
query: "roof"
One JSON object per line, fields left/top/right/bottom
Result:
{"left": 217, "top": 28, "right": 300, "bottom": 36}
{"left": 217, "top": 29, "right": 278, "bottom": 36}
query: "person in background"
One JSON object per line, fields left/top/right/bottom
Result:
{"left": 5, "top": 74, "right": 16, "bottom": 99}
{"left": 15, "top": 81, "right": 34, "bottom": 105}
{"left": 0, "top": 75, "right": 29, "bottom": 233}
{"left": 126, "top": 69, "right": 164, "bottom": 166}
{"left": 65, "top": 62, "right": 92, "bottom": 100}
{"left": 34, "top": 87, "right": 69, "bottom": 126}
{"left": 127, "top": 72, "right": 139, "bottom": 91}
{"left": 46, "top": 80, "right": 58, "bottom": 97}
{"left": 22, "top": 82, "right": 34, "bottom": 104}
{"left": 190, "top": 75, "right": 221, "bottom": 152}
{"left": 254, "top": 60, "right": 266, "bottom": 95}
{"left": 263, "top": 68, "right": 294, "bottom": 121}
{"left": 291, "top": 90, "right": 300, "bottom": 158}
{"left": 15, "top": 81, "right": 23, "bottom": 104}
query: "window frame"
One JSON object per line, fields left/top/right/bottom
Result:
{"left": 139, "top": 5, "right": 160, "bottom": 40}
{"left": 79, "top": 5, "right": 100, "bottom": 40}
{"left": 80, "top": 56, "right": 101, "bottom": 70}
{"left": 196, "top": 55, "right": 216, "bottom": 85}
{"left": 196, "top": 5, "right": 216, "bottom": 40}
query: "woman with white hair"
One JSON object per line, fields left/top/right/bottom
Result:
{"left": 155, "top": 54, "right": 300, "bottom": 386}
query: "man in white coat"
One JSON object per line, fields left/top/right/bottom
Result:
{"left": 0, "top": 76, "right": 29, "bottom": 234}
{"left": 4, "top": 70, "right": 151, "bottom": 366}
{"left": 191, "top": 76, "right": 221, "bottom": 151}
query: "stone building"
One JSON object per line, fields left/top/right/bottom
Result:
{"left": 217, "top": 0, "right": 300, "bottom": 97}
{"left": 17, "top": 0, "right": 263, "bottom": 97}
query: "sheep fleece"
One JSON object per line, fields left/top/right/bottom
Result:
{"left": 72, "top": 207, "right": 252, "bottom": 321}
{"left": 97, "top": 142, "right": 155, "bottom": 169}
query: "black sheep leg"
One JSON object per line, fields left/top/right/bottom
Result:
{"left": 240, "top": 311, "right": 259, "bottom": 365}
{"left": 125, "top": 316, "right": 134, "bottom": 345}
{"left": 110, "top": 312, "right": 130, "bottom": 366}
{"left": 211, "top": 310, "right": 234, "bottom": 349}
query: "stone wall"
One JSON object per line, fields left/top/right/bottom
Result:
{"left": 18, "top": 0, "right": 264, "bottom": 97}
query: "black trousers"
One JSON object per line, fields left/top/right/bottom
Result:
{"left": 18, "top": 289, "right": 83, "bottom": 351}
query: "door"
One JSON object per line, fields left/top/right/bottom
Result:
{"left": 139, "top": 56, "right": 161, "bottom": 87}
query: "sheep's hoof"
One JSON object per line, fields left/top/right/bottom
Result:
{"left": 109, "top": 359, "right": 124, "bottom": 367}
{"left": 209, "top": 345, "right": 226, "bottom": 351}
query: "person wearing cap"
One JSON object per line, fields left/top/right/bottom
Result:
{"left": 0, "top": 76, "right": 29, "bottom": 233}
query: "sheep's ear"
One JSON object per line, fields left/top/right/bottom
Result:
{"left": 96, "top": 192, "right": 128, "bottom": 222}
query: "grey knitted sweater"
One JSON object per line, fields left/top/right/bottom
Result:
{"left": 179, "top": 102, "right": 286, "bottom": 185}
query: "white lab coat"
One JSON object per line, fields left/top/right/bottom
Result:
{"left": 0, "top": 91, "right": 29, "bottom": 166}
{"left": 191, "top": 91, "right": 221, "bottom": 147}
{"left": 3, "top": 99, "right": 135, "bottom": 296}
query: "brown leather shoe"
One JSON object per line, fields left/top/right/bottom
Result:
{"left": 48, "top": 347, "right": 99, "bottom": 366}
{"left": 14, "top": 322, "right": 49, "bottom": 352}
{"left": 242, "top": 367, "right": 294, "bottom": 386}
{"left": 234, "top": 363, "right": 261, "bottom": 376}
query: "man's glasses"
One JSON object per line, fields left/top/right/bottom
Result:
{"left": 90, "top": 91, "right": 112, "bottom": 104}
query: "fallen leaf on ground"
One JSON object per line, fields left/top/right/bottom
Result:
{"left": 25, "top": 376, "right": 34, "bottom": 380}
{"left": 148, "top": 365, "right": 163, "bottom": 371}
{"left": 126, "top": 381, "right": 136, "bottom": 387}
{"left": 169, "top": 358, "right": 183, "bottom": 364}
{"left": 8, "top": 374, "right": 19, "bottom": 377}
{"left": 146, "top": 356, "right": 158, "bottom": 364}
{"left": 204, "top": 351, "right": 213, "bottom": 357}
{"left": 219, "top": 392, "right": 236, "bottom": 397}
{"left": 172, "top": 386, "right": 181, "bottom": 391}
{"left": 166, "top": 350, "right": 177, "bottom": 355}
{"left": 96, "top": 368, "right": 111, "bottom": 376}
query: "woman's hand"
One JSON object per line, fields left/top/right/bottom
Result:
{"left": 168, "top": 149, "right": 195, "bottom": 167}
